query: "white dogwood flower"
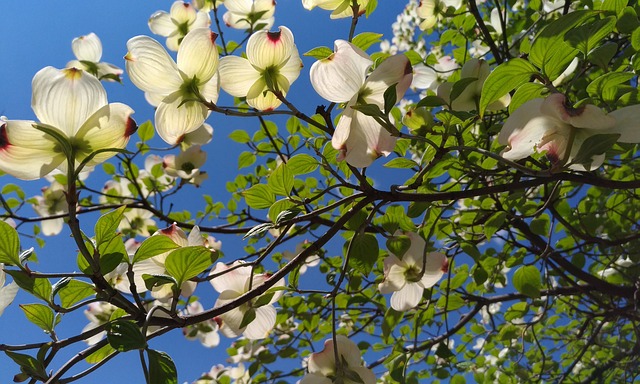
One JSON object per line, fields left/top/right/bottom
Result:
{"left": 378, "top": 231, "right": 448, "bottom": 311}
{"left": 219, "top": 26, "right": 302, "bottom": 111}
{"left": 302, "top": 0, "right": 370, "bottom": 19}
{"left": 498, "top": 93, "right": 640, "bottom": 170}
{"left": 126, "top": 27, "right": 219, "bottom": 145}
{"left": 66, "top": 33, "right": 123, "bottom": 81}
{"left": 211, "top": 261, "right": 285, "bottom": 340}
{"left": 300, "top": 334, "right": 376, "bottom": 384}
{"left": 0, "top": 67, "right": 136, "bottom": 180}
{"left": 0, "top": 265, "right": 19, "bottom": 317}
{"left": 223, "top": 0, "right": 275, "bottom": 30}
{"left": 31, "top": 181, "right": 68, "bottom": 236}
{"left": 417, "top": 0, "right": 462, "bottom": 30}
{"left": 309, "top": 40, "right": 412, "bottom": 167}
{"left": 149, "top": 1, "right": 211, "bottom": 51}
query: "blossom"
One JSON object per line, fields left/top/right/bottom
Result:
{"left": 300, "top": 334, "right": 376, "bottom": 384}
{"left": 378, "top": 231, "right": 448, "bottom": 311}
{"left": 417, "top": 0, "right": 462, "bottom": 30}
{"left": 133, "top": 224, "right": 209, "bottom": 301}
{"left": 302, "top": 0, "right": 370, "bottom": 19}
{"left": 411, "top": 55, "right": 456, "bottom": 92}
{"left": 192, "top": 0, "right": 224, "bottom": 12}
{"left": 182, "top": 301, "right": 221, "bottom": 348}
{"left": 82, "top": 302, "right": 118, "bottom": 345}
{"left": 281, "top": 241, "right": 320, "bottom": 275}
{"left": 0, "top": 67, "right": 136, "bottom": 180}
{"left": 66, "top": 33, "right": 123, "bottom": 81}
{"left": 125, "top": 27, "right": 219, "bottom": 145}
{"left": 0, "top": 264, "right": 19, "bottom": 317}
{"left": 104, "top": 238, "right": 145, "bottom": 294}
{"left": 309, "top": 40, "right": 412, "bottom": 167}
{"left": 497, "top": 93, "right": 640, "bottom": 170}
{"left": 149, "top": 1, "right": 211, "bottom": 51}
{"left": 210, "top": 261, "right": 285, "bottom": 340}
{"left": 224, "top": 0, "right": 276, "bottom": 30}
{"left": 31, "top": 181, "right": 68, "bottom": 236}
{"left": 137, "top": 154, "right": 176, "bottom": 195}
{"left": 118, "top": 208, "right": 156, "bottom": 237}
{"left": 218, "top": 26, "right": 302, "bottom": 111}
{"left": 163, "top": 145, "right": 207, "bottom": 180}
{"left": 437, "top": 58, "right": 510, "bottom": 112}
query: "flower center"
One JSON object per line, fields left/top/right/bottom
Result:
{"left": 405, "top": 265, "right": 422, "bottom": 283}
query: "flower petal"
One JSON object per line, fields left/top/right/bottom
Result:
{"left": 218, "top": 56, "right": 261, "bottom": 97}
{"left": 390, "top": 282, "right": 423, "bottom": 311}
{"left": 125, "top": 36, "right": 182, "bottom": 95}
{"left": 364, "top": 54, "right": 413, "bottom": 105}
{"left": 247, "top": 26, "right": 295, "bottom": 69}
{"left": 310, "top": 40, "right": 372, "bottom": 103}
{"left": 243, "top": 305, "right": 276, "bottom": 339}
{"left": 32, "top": 67, "right": 107, "bottom": 137}
{"left": 420, "top": 252, "right": 448, "bottom": 288}
{"left": 148, "top": 11, "right": 176, "bottom": 37}
{"left": 541, "top": 93, "right": 615, "bottom": 130}
{"left": 608, "top": 104, "right": 640, "bottom": 143}
{"left": 177, "top": 28, "right": 219, "bottom": 83}
{"left": 0, "top": 120, "right": 64, "bottom": 180}
{"left": 155, "top": 95, "right": 209, "bottom": 145}
{"left": 170, "top": 1, "right": 197, "bottom": 24}
{"left": 210, "top": 262, "right": 250, "bottom": 294}
{"left": 280, "top": 45, "right": 303, "bottom": 86}
{"left": 75, "top": 103, "right": 136, "bottom": 166}
{"left": 72, "top": 33, "right": 102, "bottom": 62}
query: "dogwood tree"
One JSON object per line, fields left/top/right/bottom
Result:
{"left": 1, "top": 0, "right": 639, "bottom": 383}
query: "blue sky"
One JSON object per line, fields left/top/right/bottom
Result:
{"left": 0, "top": 1, "right": 409, "bottom": 383}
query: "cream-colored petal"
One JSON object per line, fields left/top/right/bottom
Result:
{"left": 332, "top": 101, "right": 355, "bottom": 151}
{"left": 400, "top": 231, "right": 427, "bottom": 267}
{"left": 75, "top": 103, "right": 136, "bottom": 166}
{"left": 210, "top": 262, "right": 251, "bottom": 294}
{"left": 41, "top": 218, "right": 64, "bottom": 236}
{"left": 364, "top": 54, "right": 413, "bottom": 105}
{"left": 310, "top": 40, "right": 371, "bottom": 103}
{"left": 247, "top": 26, "right": 295, "bottom": 69}
{"left": 223, "top": 0, "right": 253, "bottom": 14}
{"left": 541, "top": 93, "right": 615, "bottom": 130}
{"left": 280, "top": 45, "right": 303, "bottom": 85}
{"left": 193, "top": 10, "right": 212, "bottom": 28}
{"left": 420, "top": 252, "right": 448, "bottom": 288}
{"left": 390, "top": 282, "right": 423, "bottom": 311}
{"left": 170, "top": 1, "right": 197, "bottom": 24}
{"left": 148, "top": 11, "right": 176, "bottom": 37}
{"left": 218, "top": 56, "right": 261, "bottom": 97}
{"left": 177, "top": 28, "right": 219, "bottom": 83}
{"left": 155, "top": 94, "right": 209, "bottom": 145}
{"left": 72, "top": 33, "right": 102, "bottom": 62}
{"left": 125, "top": 36, "right": 182, "bottom": 95}
{"left": 198, "top": 73, "right": 220, "bottom": 104}
{"left": 378, "top": 256, "right": 405, "bottom": 294}
{"left": 0, "top": 120, "right": 64, "bottom": 180}
{"left": 341, "top": 111, "right": 396, "bottom": 167}
{"left": 0, "top": 282, "right": 19, "bottom": 317}
{"left": 243, "top": 305, "right": 276, "bottom": 339}
{"left": 32, "top": 66, "right": 107, "bottom": 136}
{"left": 411, "top": 63, "right": 438, "bottom": 90}
{"left": 254, "top": 0, "right": 277, "bottom": 18}
{"left": 299, "top": 373, "right": 332, "bottom": 384}
{"left": 606, "top": 104, "right": 640, "bottom": 143}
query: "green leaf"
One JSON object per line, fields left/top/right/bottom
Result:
{"left": 239, "top": 308, "right": 257, "bottom": 329}
{"left": 243, "top": 184, "right": 276, "bottom": 210}
{"left": 386, "top": 236, "right": 411, "bottom": 259}
{"left": 228, "top": 129, "right": 251, "bottom": 143}
{"left": 238, "top": 151, "right": 256, "bottom": 169}
{"left": 586, "top": 72, "right": 635, "bottom": 103}
{"left": 529, "top": 10, "right": 595, "bottom": 79}
{"left": 564, "top": 17, "right": 616, "bottom": 56}
{"left": 513, "top": 265, "right": 542, "bottom": 298}
{"left": 617, "top": 7, "right": 640, "bottom": 34}
{"left": 351, "top": 103, "right": 383, "bottom": 117}
{"left": 6, "top": 270, "right": 51, "bottom": 303}
{"left": 94, "top": 206, "right": 127, "bottom": 246}
{"left": 137, "top": 120, "right": 154, "bottom": 141}
{"left": 147, "top": 349, "right": 178, "bottom": 384}
{"left": 165, "top": 246, "right": 215, "bottom": 285}
{"left": 348, "top": 233, "right": 379, "bottom": 275}
{"left": 449, "top": 77, "right": 478, "bottom": 103}
{"left": 133, "top": 235, "right": 180, "bottom": 264}
{"left": 57, "top": 279, "right": 95, "bottom": 308}
{"left": 473, "top": 265, "right": 489, "bottom": 285}
{"left": 384, "top": 158, "right": 419, "bottom": 169}
{"left": 0, "top": 220, "right": 21, "bottom": 266}
{"left": 383, "top": 83, "right": 398, "bottom": 115}
{"left": 509, "top": 83, "right": 548, "bottom": 114}
{"left": 268, "top": 199, "right": 298, "bottom": 224}
{"left": 106, "top": 320, "right": 146, "bottom": 351}
{"left": 5, "top": 351, "right": 48, "bottom": 381}
{"left": 96, "top": 234, "right": 127, "bottom": 275}
{"left": 479, "top": 58, "right": 538, "bottom": 116}
{"left": 268, "top": 164, "right": 294, "bottom": 196}
{"left": 484, "top": 211, "right": 508, "bottom": 239}
{"left": 352, "top": 32, "right": 383, "bottom": 51}
{"left": 242, "top": 222, "right": 274, "bottom": 240}
{"left": 142, "top": 274, "right": 177, "bottom": 291}
{"left": 20, "top": 304, "right": 55, "bottom": 333}
{"left": 504, "top": 302, "right": 529, "bottom": 322}
{"left": 416, "top": 95, "right": 446, "bottom": 108}
{"left": 287, "top": 154, "right": 319, "bottom": 175}
{"left": 381, "top": 308, "right": 403, "bottom": 343}
{"left": 570, "top": 133, "right": 620, "bottom": 167}
{"left": 303, "top": 46, "right": 333, "bottom": 60}
{"left": 85, "top": 344, "right": 116, "bottom": 364}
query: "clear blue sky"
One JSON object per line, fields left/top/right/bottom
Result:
{"left": 0, "top": 2, "right": 409, "bottom": 383}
